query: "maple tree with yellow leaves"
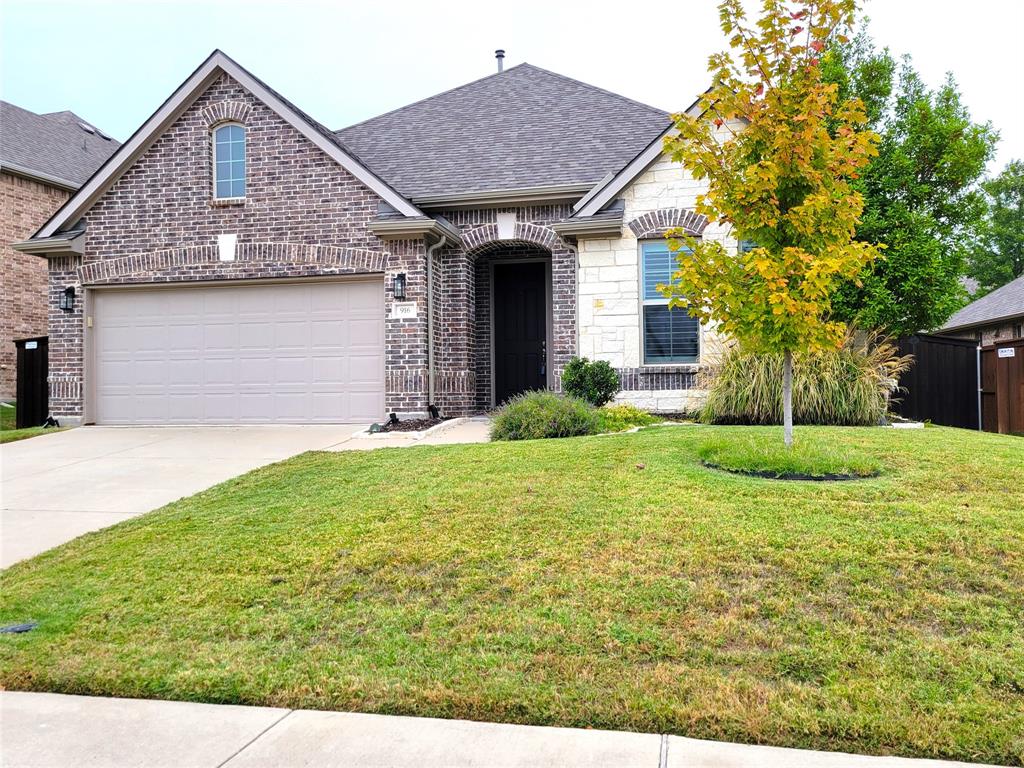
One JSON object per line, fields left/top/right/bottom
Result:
{"left": 662, "top": 0, "right": 882, "bottom": 446}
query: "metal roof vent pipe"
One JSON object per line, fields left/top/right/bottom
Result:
{"left": 495, "top": 49, "right": 505, "bottom": 73}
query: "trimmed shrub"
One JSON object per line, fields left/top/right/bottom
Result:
{"left": 700, "top": 332, "right": 912, "bottom": 426}
{"left": 597, "top": 404, "right": 658, "bottom": 433}
{"left": 561, "top": 356, "right": 620, "bottom": 407}
{"left": 490, "top": 391, "right": 599, "bottom": 441}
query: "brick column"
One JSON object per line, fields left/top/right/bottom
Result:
{"left": 435, "top": 244, "right": 476, "bottom": 415}
{"left": 384, "top": 238, "right": 430, "bottom": 416}
{"left": 46, "top": 255, "right": 84, "bottom": 421}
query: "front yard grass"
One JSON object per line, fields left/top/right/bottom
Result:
{"left": 0, "top": 403, "right": 65, "bottom": 444}
{"left": 1, "top": 426, "right": 1022, "bottom": 764}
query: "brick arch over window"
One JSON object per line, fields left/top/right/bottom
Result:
{"left": 200, "top": 100, "right": 252, "bottom": 128}
{"left": 463, "top": 221, "right": 561, "bottom": 255}
{"left": 628, "top": 208, "right": 709, "bottom": 239}
{"left": 77, "top": 242, "right": 388, "bottom": 285}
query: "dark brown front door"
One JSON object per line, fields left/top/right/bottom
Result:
{"left": 493, "top": 261, "right": 547, "bottom": 406}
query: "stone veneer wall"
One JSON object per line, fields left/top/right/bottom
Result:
{"left": 576, "top": 152, "right": 732, "bottom": 413}
{"left": 435, "top": 205, "right": 576, "bottom": 414}
{"left": 1, "top": 172, "right": 70, "bottom": 399}
{"left": 47, "top": 72, "right": 432, "bottom": 421}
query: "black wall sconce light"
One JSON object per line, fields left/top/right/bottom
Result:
{"left": 393, "top": 273, "right": 407, "bottom": 301}
{"left": 59, "top": 286, "right": 75, "bottom": 312}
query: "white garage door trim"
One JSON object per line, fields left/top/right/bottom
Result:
{"left": 87, "top": 277, "right": 385, "bottom": 425}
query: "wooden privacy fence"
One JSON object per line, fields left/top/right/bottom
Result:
{"left": 981, "top": 338, "right": 1024, "bottom": 435}
{"left": 894, "top": 334, "right": 1024, "bottom": 434}
{"left": 894, "top": 335, "right": 979, "bottom": 430}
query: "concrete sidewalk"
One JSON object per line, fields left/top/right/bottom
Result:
{"left": 0, "top": 692, "right": 993, "bottom": 768}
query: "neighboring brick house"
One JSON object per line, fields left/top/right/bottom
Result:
{"left": 0, "top": 101, "right": 119, "bottom": 399}
{"left": 17, "top": 50, "right": 735, "bottom": 425}
{"left": 940, "top": 274, "right": 1024, "bottom": 346}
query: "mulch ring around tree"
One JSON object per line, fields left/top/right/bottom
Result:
{"left": 700, "top": 461, "right": 881, "bottom": 482}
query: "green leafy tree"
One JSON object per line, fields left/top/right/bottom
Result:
{"left": 662, "top": 0, "right": 881, "bottom": 447}
{"left": 825, "top": 38, "right": 997, "bottom": 333}
{"left": 968, "top": 160, "right": 1024, "bottom": 293}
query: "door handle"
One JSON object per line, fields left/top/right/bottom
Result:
{"left": 540, "top": 340, "right": 547, "bottom": 377}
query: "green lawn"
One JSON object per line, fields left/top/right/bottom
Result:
{"left": 1, "top": 426, "right": 1022, "bottom": 764}
{"left": 0, "top": 403, "right": 65, "bottom": 443}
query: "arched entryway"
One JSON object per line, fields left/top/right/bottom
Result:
{"left": 471, "top": 241, "right": 553, "bottom": 408}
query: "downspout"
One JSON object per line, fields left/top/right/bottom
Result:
{"left": 426, "top": 234, "right": 447, "bottom": 411}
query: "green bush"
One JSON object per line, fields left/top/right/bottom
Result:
{"left": 596, "top": 404, "right": 658, "bottom": 433}
{"left": 561, "top": 356, "right": 620, "bottom": 407}
{"left": 490, "top": 391, "right": 599, "bottom": 441}
{"left": 700, "top": 332, "right": 912, "bottom": 426}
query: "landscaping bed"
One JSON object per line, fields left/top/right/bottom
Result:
{"left": 1, "top": 426, "right": 1022, "bottom": 764}
{"left": 378, "top": 416, "right": 450, "bottom": 433}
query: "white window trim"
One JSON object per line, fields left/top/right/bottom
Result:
{"left": 638, "top": 238, "right": 701, "bottom": 367}
{"left": 211, "top": 122, "right": 246, "bottom": 202}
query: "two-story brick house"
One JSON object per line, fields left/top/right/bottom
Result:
{"left": 17, "top": 51, "right": 734, "bottom": 425}
{"left": 0, "top": 101, "right": 119, "bottom": 399}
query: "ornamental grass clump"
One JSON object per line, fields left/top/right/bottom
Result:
{"left": 700, "top": 332, "right": 911, "bottom": 426}
{"left": 490, "top": 391, "right": 599, "bottom": 441}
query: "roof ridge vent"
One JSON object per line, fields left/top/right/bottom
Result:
{"left": 78, "top": 121, "right": 96, "bottom": 135}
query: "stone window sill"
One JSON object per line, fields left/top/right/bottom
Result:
{"left": 210, "top": 197, "right": 245, "bottom": 207}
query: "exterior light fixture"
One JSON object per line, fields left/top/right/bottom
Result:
{"left": 59, "top": 286, "right": 75, "bottom": 312}
{"left": 393, "top": 273, "right": 407, "bottom": 301}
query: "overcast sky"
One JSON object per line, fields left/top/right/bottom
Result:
{"left": 2, "top": 0, "right": 1022, "bottom": 174}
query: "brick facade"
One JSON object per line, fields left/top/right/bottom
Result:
{"left": 46, "top": 73, "right": 434, "bottom": 420}
{"left": 434, "top": 205, "right": 576, "bottom": 414}
{"left": 1, "top": 171, "right": 70, "bottom": 399}
{"left": 946, "top": 321, "right": 1024, "bottom": 347}
{"left": 39, "top": 68, "right": 714, "bottom": 423}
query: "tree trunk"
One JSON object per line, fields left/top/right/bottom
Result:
{"left": 783, "top": 349, "right": 794, "bottom": 448}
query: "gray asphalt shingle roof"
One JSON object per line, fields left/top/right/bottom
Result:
{"left": 335, "top": 63, "right": 672, "bottom": 201}
{"left": 0, "top": 101, "right": 120, "bottom": 188}
{"left": 942, "top": 274, "right": 1024, "bottom": 331}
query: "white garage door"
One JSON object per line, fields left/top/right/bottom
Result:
{"left": 92, "top": 279, "right": 385, "bottom": 424}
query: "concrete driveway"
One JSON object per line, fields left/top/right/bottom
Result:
{"left": 0, "top": 425, "right": 362, "bottom": 568}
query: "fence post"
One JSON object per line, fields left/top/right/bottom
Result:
{"left": 976, "top": 345, "right": 982, "bottom": 431}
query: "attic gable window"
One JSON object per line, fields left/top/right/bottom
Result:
{"left": 213, "top": 123, "right": 245, "bottom": 200}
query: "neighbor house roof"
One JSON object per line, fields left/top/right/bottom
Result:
{"left": 335, "top": 63, "right": 672, "bottom": 204}
{"left": 0, "top": 101, "right": 121, "bottom": 189}
{"left": 941, "top": 274, "right": 1024, "bottom": 332}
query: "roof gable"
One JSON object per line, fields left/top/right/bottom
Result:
{"left": 0, "top": 101, "right": 120, "bottom": 189}
{"left": 942, "top": 274, "right": 1024, "bottom": 331}
{"left": 33, "top": 50, "right": 421, "bottom": 240}
{"left": 335, "top": 63, "right": 672, "bottom": 202}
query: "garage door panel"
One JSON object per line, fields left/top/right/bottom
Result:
{"left": 350, "top": 354, "right": 384, "bottom": 383}
{"left": 348, "top": 391, "right": 385, "bottom": 422}
{"left": 93, "top": 280, "right": 385, "bottom": 424}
